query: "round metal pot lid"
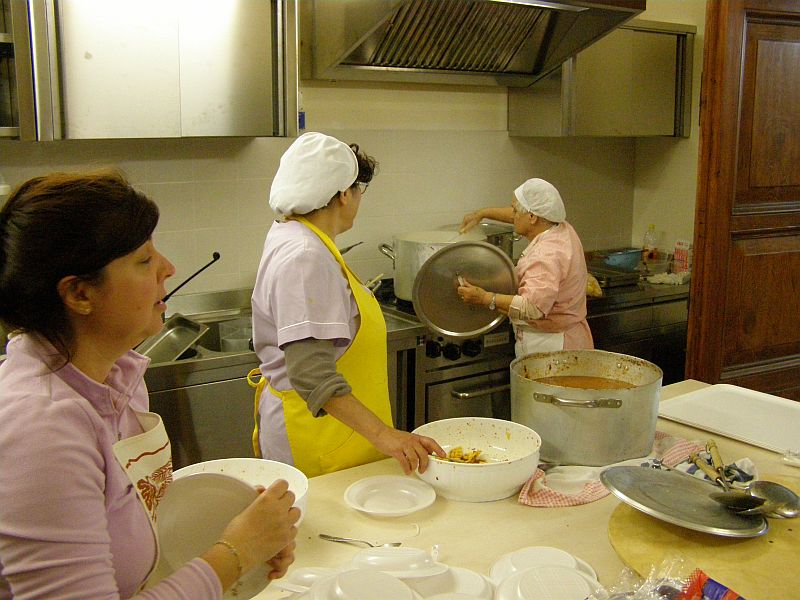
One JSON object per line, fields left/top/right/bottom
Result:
{"left": 412, "top": 241, "right": 518, "bottom": 338}
{"left": 600, "top": 466, "right": 768, "bottom": 538}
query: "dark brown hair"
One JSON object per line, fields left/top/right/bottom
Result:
{"left": 0, "top": 169, "right": 159, "bottom": 355}
{"left": 349, "top": 143, "right": 378, "bottom": 186}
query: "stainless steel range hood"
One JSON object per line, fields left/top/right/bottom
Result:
{"left": 303, "top": 0, "right": 645, "bottom": 87}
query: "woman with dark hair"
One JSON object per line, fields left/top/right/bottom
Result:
{"left": 250, "top": 132, "right": 444, "bottom": 477}
{"left": 0, "top": 170, "right": 300, "bottom": 599}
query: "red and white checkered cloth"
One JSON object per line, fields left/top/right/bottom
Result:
{"left": 518, "top": 431, "right": 705, "bottom": 507}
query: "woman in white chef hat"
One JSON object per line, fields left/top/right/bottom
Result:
{"left": 458, "top": 178, "right": 593, "bottom": 357}
{"left": 250, "top": 132, "right": 444, "bottom": 478}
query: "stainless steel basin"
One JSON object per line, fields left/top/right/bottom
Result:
{"left": 194, "top": 315, "right": 252, "bottom": 353}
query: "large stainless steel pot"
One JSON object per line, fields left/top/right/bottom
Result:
{"left": 379, "top": 229, "right": 484, "bottom": 301}
{"left": 510, "top": 350, "right": 662, "bottom": 466}
{"left": 479, "top": 222, "right": 518, "bottom": 260}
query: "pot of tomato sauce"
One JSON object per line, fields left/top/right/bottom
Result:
{"left": 509, "top": 350, "right": 663, "bottom": 466}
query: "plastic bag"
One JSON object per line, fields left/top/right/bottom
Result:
{"left": 587, "top": 555, "right": 745, "bottom": 600}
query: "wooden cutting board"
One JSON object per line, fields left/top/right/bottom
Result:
{"left": 607, "top": 475, "right": 799, "bottom": 598}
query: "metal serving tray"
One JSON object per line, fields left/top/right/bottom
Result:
{"left": 136, "top": 314, "right": 209, "bottom": 364}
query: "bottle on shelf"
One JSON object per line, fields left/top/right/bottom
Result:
{"left": 642, "top": 224, "right": 658, "bottom": 262}
{"left": 297, "top": 90, "right": 306, "bottom": 133}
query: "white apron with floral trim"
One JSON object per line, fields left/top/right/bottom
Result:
{"left": 112, "top": 410, "right": 173, "bottom": 591}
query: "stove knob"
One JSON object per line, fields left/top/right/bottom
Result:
{"left": 425, "top": 340, "right": 442, "bottom": 358}
{"left": 462, "top": 339, "right": 482, "bottom": 357}
{"left": 442, "top": 343, "right": 461, "bottom": 361}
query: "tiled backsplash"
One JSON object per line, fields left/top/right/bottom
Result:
{"left": 1, "top": 130, "right": 635, "bottom": 297}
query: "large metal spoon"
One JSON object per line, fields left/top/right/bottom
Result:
{"left": 743, "top": 481, "right": 800, "bottom": 518}
{"left": 709, "top": 490, "right": 766, "bottom": 511}
{"left": 711, "top": 480, "right": 800, "bottom": 518}
{"left": 318, "top": 533, "right": 402, "bottom": 548}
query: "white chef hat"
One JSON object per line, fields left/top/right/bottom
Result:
{"left": 270, "top": 132, "right": 358, "bottom": 217}
{"left": 513, "top": 178, "right": 566, "bottom": 223}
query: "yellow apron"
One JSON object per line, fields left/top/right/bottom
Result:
{"left": 111, "top": 410, "right": 172, "bottom": 591}
{"left": 249, "top": 216, "right": 393, "bottom": 477}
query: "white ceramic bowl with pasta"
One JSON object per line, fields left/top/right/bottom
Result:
{"left": 411, "top": 417, "right": 541, "bottom": 502}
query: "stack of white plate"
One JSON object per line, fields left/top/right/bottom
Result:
{"left": 280, "top": 546, "right": 493, "bottom": 600}
{"left": 489, "top": 546, "right": 604, "bottom": 600}
{"left": 280, "top": 545, "right": 599, "bottom": 600}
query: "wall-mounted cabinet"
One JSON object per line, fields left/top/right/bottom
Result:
{"left": 1, "top": 0, "right": 297, "bottom": 140}
{"left": 508, "top": 19, "right": 695, "bottom": 138}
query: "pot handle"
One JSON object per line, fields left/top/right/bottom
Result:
{"left": 534, "top": 392, "right": 622, "bottom": 408}
{"left": 378, "top": 243, "right": 395, "bottom": 267}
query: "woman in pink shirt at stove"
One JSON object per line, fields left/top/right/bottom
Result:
{"left": 0, "top": 170, "right": 300, "bottom": 599}
{"left": 458, "top": 178, "right": 593, "bottom": 356}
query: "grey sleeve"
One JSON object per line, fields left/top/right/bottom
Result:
{"left": 283, "top": 338, "right": 352, "bottom": 417}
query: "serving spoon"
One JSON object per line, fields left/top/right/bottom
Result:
{"left": 318, "top": 533, "right": 402, "bottom": 548}
{"left": 711, "top": 480, "right": 800, "bottom": 517}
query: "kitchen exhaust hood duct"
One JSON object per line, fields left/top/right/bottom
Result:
{"left": 305, "top": 0, "right": 645, "bottom": 87}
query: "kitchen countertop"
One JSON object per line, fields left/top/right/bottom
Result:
{"left": 587, "top": 281, "right": 690, "bottom": 314}
{"left": 253, "top": 379, "right": 798, "bottom": 599}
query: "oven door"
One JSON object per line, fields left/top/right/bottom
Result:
{"left": 425, "top": 369, "right": 511, "bottom": 423}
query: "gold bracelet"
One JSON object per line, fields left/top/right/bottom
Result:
{"left": 215, "top": 539, "right": 243, "bottom": 594}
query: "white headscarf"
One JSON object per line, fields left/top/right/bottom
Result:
{"left": 269, "top": 132, "right": 358, "bottom": 217}
{"left": 513, "top": 178, "right": 566, "bottom": 223}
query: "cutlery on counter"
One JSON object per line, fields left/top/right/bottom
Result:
{"left": 698, "top": 440, "right": 800, "bottom": 518}
{"left": 318, "top": 533, "right": 402, "bottom": 548}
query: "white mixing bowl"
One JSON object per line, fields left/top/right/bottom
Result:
{"left": 174, "top": 457, "right": 309, "bottom": 522}
{"left": 412, "top": 417, "right": 541, "bottom": 502}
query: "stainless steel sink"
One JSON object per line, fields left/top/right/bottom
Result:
{"left": 194, "top": 315, "right": 252, "bottom": 353}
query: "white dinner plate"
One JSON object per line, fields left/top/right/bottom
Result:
{"left": 573, "top": 556, "right": 598, "bottom": 580}
{"left": 308, "top": 569, "right": 422, "bottom": 600}
{"left": 349, "top": 546, "right": 449, "bottom": 579}
{"left": 495, "top": 565, "right": 604, "bottom": 600}
{"left": 489, "top": 546, "right": 578, "bottom": 585}
{"left": 152, "top": 472, "right": 269, "bottom": 599}
{"left": 406, "top": 566, "right": 493, "bottom": 599}
{"left": 344, "top": 475, "right": 436, "bottom": 517}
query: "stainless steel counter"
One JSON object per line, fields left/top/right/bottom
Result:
{"left": 587, "top": 281, "right": 690, "bottom": 313}
{"left": 146, "top": 288, "right": 426, "bottom": 468}
{"left": 587, "top": 282, "right": 690, "bottom": 384}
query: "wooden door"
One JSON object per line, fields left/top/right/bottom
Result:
{"left": 687, "top": 0, "right": 800, "bottom": 400}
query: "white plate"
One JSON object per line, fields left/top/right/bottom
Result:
{"left": 489, "top": 546, "right": 577, "bottom": 584}
{"left": 287, "top": 566, "right": 338, "bottom": 588}
{"left": 349, "top": 546, "right": 449, "bottom": 579}
{"left": 152, "top": 472, "right": 269, "bottom": 599}
{"left": 573, "top": 556, "right": 597, "bottom": 581}
{"left": 495, "top": 565, "right": 604, "bottom": 600}
{"left": 406, "top": 566, "right": 493, "bottom": 599}
{"left": 308, "top": 569, "right": 422, "bottom": 600}
{"left": 344, "top": 475, "right": 436, "bottom": 517}
{"left": 174, "top": 457, "right": 308, "bottom": 524}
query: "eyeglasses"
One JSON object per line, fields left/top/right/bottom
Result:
{"left": 355, "top": 181, "right": 369, "bottom": 194}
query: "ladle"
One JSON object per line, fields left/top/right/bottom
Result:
{"left": 318, "top": 533, "right": 402, "bottom": 548}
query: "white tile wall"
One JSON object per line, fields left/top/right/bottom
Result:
{"left": 1, "top": 130, "right": 635, "bottom": 297}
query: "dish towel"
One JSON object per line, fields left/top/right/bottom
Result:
{"left": 518, "top": 431, "right": 756, "bottom": 508}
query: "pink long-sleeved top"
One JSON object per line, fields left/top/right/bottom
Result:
{"left": 0, "top": 333, "right": 222, "bottom": 600}
{"left": 515, "top": 221, "right": 593, "bottom": 350}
